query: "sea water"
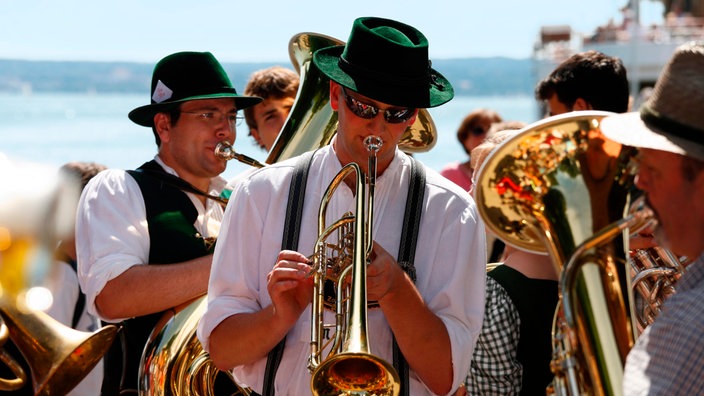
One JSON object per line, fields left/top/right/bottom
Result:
{"left": 0, "top": 92, "right": 539, "bottom": 180}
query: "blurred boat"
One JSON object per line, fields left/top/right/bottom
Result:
{"left": 533, "top": 0, "right": 704, "bottom": 112}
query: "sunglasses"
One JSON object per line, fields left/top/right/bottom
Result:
{"left": 342, "top": 87, "right": 415, "bottom": 124}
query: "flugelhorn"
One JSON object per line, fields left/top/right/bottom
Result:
{"left": 308, "top": 136, "right": 400, "bottom": 396}
{"left": 0, "top": 157, "right": 117, "bottom": 395}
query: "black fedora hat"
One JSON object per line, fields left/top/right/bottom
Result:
{"left": 313, "top": 17, "right": 454, "bottom": 109}
{"left": 601, "top": 41, "right": 704, "bottom": 161}
{"left": 128, "top": 51, "right": 262, "bottom": 127}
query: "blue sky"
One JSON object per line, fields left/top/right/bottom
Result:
{"left": 1, "top": 0, "right": 666, "bottom": 64}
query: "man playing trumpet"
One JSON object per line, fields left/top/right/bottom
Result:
{"left": 198, "top": 16, "right": 487, "bottom": 396}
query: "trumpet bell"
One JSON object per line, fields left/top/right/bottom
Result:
{"left": 311, "top": 352, "right": 400, "bottom": 396}
{"left": 0, "top": 303, "right": 117, "bottom": 396}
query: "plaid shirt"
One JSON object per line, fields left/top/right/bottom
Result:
{"left": 624, "top": 253, "right": 704, "bottom": 395}
{"left": 466, "top": 275, "right": 522, "bottom": 394}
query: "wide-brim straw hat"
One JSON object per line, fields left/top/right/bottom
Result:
{"left": 128, "top": 52, "right": 262, "bottom": 127}
{"left": 601, "top": 41, "right": 704, "bottom": 161}
{"left": 312, "top": 16, "right": 454, "bottom": 109}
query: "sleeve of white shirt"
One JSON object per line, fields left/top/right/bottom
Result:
{"left": 416, "top": 172, "right": 487, "bottom": 395}
{"left": 197, "top": 172, "right": 276, "bottom": 352}
{"left": 75, "top": 169, "right": 150, "bottom": 322}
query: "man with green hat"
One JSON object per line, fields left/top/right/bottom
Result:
{"left": 198, "top": 17, "right": 486, "bottom": 395}
{"left": 75, "top": 51, "right": 261, "bottom": 394}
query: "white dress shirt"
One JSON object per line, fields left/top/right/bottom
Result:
{"left": 198, "top": 144, "right": 487, "bottom": 395}
{"left": 75, "top": 155, "right": 227, "bottom": 322}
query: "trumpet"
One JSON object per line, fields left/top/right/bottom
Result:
{"left": 307, "top": 136, "right": 400, "bottom": 396}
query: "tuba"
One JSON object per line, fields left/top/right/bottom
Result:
{"left": 137, "top": 295, "right": 250, "bottom": 395}
{"left": 0, "top": 159, "right": 117, "bottom": 395}
{"left": 308, "top": 136, "right": 400, "bottom": 396}
{"left": 474, "top": 111, "right": 647, "bottom": 395}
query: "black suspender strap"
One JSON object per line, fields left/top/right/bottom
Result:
{"left": 65, "top": 258, "right": 87, "bottom": 329}
{"left": 393, "top": 156, "right": 425, "bottom": 396}
{"left": 397, "top": 156, "right": 425, "bottom": 284}
{"left": 262, "top": 151, "right": 315, "bottom": 396}
{"left": 262, "top": 153, "right": 425, "bottom": 395}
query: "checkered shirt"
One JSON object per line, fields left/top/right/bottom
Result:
{"left": 466, "top": 275, "right": 522, "bottom": 395}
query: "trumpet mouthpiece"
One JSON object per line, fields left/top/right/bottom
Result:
{"left": 214, "top": 141, "right": 234, "bottom": 159}
{"left": 364, "top": 136, "right": 383, "bottom": 153}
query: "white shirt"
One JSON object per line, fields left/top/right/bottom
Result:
{"left": 75, "top": 155, "right": 227, "bottom": 322}
{"left": 198, "top": 145, "right": 487, "bottom": 395}
{"left": 45, "top": 260, "right": 103, "bottom": 396}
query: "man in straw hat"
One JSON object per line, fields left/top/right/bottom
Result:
{"left": 600, "top": 41, "right": 704, "bottom": 394}
{"left": 198, "top": 16, "right": 486, "bottom": 395}
{"left": 75, "top": 51, "right": 261, "bottom": 394}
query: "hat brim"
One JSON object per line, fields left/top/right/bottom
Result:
{"left": 128, "top": 93, "right": 262, "bottom": 127}
{"left": 313, "top": 46, "right": 453, "bottom": 108}
{"left": 601, "top": 111, "right": 704, "bottom": 161}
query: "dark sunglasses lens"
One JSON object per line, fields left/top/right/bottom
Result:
{"left": 345, "top": 94, "right": 377, "bottom": 119}
{"left": 344, "top": 87, "right": 413, "bottom": 123}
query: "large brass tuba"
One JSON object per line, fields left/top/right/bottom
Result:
{"left": 137, "top": 295, "right": 250, "bottom": 395}
{"left": 308, "top": 136, "right": 400, "bottom": 396}
{"left": 474, "top": 111, "right": 639, "bottom": 395}
{"left": 0, "top": 159, "right": 117, "bottom": 395}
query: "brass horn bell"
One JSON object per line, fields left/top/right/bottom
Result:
{"left": 0, "top": 303, "right": 117, "bottom": 395}
{"left": 0, "top": 158, "right": 118, "bottom": 396}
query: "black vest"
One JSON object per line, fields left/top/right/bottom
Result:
{"left": 488, "top": 265, "right": 559, "bottom": 396}
{"left": 102, "top": 161, "right": 212, "bottom": 395}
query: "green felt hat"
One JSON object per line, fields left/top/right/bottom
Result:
{"left": 128, "top": 51, "right": 262, "bottom": 127}
{"left": 313, "top": 16, "right": 454, "bottom": 108}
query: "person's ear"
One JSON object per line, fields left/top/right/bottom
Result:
{"left": 572, "top": 98, "right": 592, "bottom": 111}
{"left": 154, "top": 113, "right": 172, "bottom": 143}
{"left": 329, "top": 81, "right": 340, "bottom": 111}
